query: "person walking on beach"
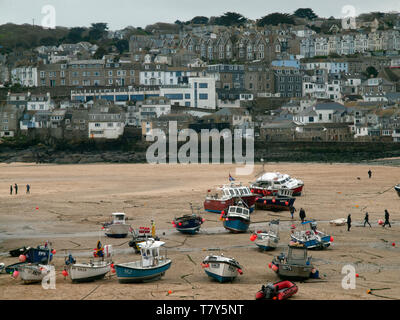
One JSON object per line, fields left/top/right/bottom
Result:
{"left": 368, "top": 170, "right": 372, "bottom": 179}
{"left": 290, "top": 206, "right": 296, "bottom": 220}
{"left": 299, "top": 208, "right": 306, "bottom": 223}
{"left": 26, "top": 184, "right": 30, "bottom": 194}
{"left": 347, "top": 214, "right": 352, "bottom": 231}
{"left": 383, "top": 209, "right": 391, "bottom": 228}
{"left": 14, "top": 183, "right": 18, "bottom": 195}
{"left": 363, "top": 212, "right": 371, "bottom": 227}
{"left": 10, "top": 185, "right": 13, "bottom": 195}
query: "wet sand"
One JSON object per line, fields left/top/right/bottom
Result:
{"left": 0, "top": 162, "right": 399, "bottom": 300}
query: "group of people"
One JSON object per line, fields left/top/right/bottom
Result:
{"left": 10, "top": 184, "right": 30, "bottom": 195}
{"left": 347, "top": 209, "right": 391, "bottom": 231}
{"left": 289, "top": 206, "right": 307, "bottom": 222}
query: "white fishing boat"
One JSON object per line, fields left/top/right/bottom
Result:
{"left": 103, "top": 213, "right": 131, "bottom": 238}
{"left": 19, "top": 263, "right": 53, "bottom": 284}
{"left": 253, "top": 220, "right": 280, "bottom": 251}
{"left": 201, "top": 254, "right": 243, "bottom": 283}
{"left": 65, "top": 242, "right": 112, "bottom": 283}
{"left": 115, "top": 240, "right": 172, "bottom": 283}
{"left": 251, "top": 172, "right": 304, "bottom": 196}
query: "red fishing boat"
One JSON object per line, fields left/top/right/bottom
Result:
{"left": 251, "top": 172, "right": 304, "bottom": 196}
{"left": 204, "top": 183, "right": 257, "bottom": 214}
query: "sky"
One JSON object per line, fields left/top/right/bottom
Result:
{"left": 0, "top": 0, "right": 400, "bottom": 30}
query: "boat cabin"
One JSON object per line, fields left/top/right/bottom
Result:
{"left": 287, "top": 246, "right": 310, "bottom": 266}
{"left": 111, "top": 213, "right": 126, "bottom": 224}
{"left": 138, "top": 240, "right": 165, "bottom": 268}
{"left": 208, "top": 184, "right": 253, "bottom": 200}
{"left": 227, "top": 205, "right": 250, "bottom": 218}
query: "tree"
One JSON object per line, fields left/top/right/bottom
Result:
{"left": 88, "top": 23, "right": 108, "bottom": 41}
{"left": 93, "top": 47, "right": 107, "bottom": 59}
{"left": 66, "top": 27, "right": 86, "bottom": 43}
{"left": 114, "top": 39, "right": 129, "bottom": 54}
{"left": 294, "top": 8, "right": 318, "bottom": 20}
{"left": 190, "top": 16, "right": 209, "bottom": 25}
{"left": 257, "top": 13, "right": 295, "bottom": 27}
{"left": 39, "top": 36, "right": 58, "bottom": 46}
{"left": 214, "top": 12, "right": 247, "bottom": 26}
{"left": 366, "top": 66, "right": 378, "bottom": 78}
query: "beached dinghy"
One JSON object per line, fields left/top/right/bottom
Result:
{"left": 251, "top": 220, "right": 280, "bottom": 251}
{"left": 270, "top": 245, "right": 316, "bottom": 281}
{"left": 329, "top": 218, "right": 346, "bottom": 226}
{"left": 64, "top": 241, "right": 112, "bottom": 283}
{"left": 115, "top": 240, "right": 171, "bottom": 283}
{"left": 255, "top": 280, "right": 298, "bottom": 300}
{"left": 222, "top": 202, "right": 250, "bottom": 233}
{"left": 173, "top": 203, "right": 204, "bottom": 234}
{"left": 201, "top": 254, "right": 243, "bottom": 283}
{"left": 103, "top": 213, "right": 132, "bottom": 238}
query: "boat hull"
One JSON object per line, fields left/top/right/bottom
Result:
{"left": 69, "top": 262, "right": 111, "bottom": 283}
{"left": 176, "top": 226, "right": 201, "bottom": 234}
{"left": 105, "top": 224, "right": 131, "bottom": 238}
{"left": 19, "top": 264, "right": 52, "bottom": 283}
{"left": 272, "top": 262, "right": 312, "bottom": 280}
{"left": 290, "top": 235, "right": 330, "bottom": 250}
{"left": 255, "top": 235, "right": 279, "bottom": 251}
{"left": 395, "top": 185, "right": 400, "bottom": 197}
{"left": 255, "top": 197, "right": 295, "bottom": 211}
{"left": 25, "top": 247, "right": 52, "bottom": 264}
{"left": 115, "top": 260, "right": 172, "bottom": 283}
{"left": 204, "top": 263, "right": 239, "bottom": 283}
{"left": 174, "top": 216, "right": 203, "bottom": 234}
{"left": 204, "top": 196, "right": 256, "bottom": 214}
{"left": 223, "top": 218, "right": 250, "bottom": 233}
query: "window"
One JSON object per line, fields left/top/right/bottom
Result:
{"left": 199, "top": 93, "right": 208, "bottom": 100}
{"left": 199, "top": 83, "right": 208, "bottom": 88}
{"left": 185, "top": 94, "right": 190, "bottom": 99}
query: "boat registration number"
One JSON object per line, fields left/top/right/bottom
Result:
{"left": 210, "top": 263, "right": 219, "bottom": 269}
{"left": 76, "top": 267, "right": 88, "bottom": 272}
{"left": 282, "top": 265, "right": 292, "bottom": 271}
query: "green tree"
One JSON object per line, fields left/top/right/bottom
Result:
{"left": 39, "top": 36, "right": 58, "bottom": 46}
{"left": 214, "top": 12, "right": 247, "bottom": 26}
{"left": 114, "top": 39, "right": 129, "bottom": 54}
{"left": 88, "top": 23, "right": 108, "bottom": 41}
{"left": 66, "top": 27, "right": 86, "bottom": 43}
{"left": 190, "top": 16, "right": 209, "bottom": 25}
{"left": 93, "top": 46, "right": 107, "bottom": 59}
{"left": 366, "top": 66, "right": 378, "bottom": 78}
{"left": 294, "top": 8, "right": 318, "bottom": 20}
{"left": 257, "top": 13, "right": 295, "bottom": 27}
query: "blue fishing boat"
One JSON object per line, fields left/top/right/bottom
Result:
{"left": 255, "top": 189, "right": 295, "bottom": 211}
{"left": 222, "top": 202, "right": 250, "bottom": 233}
{"left": 173, "top": 203, "right": 204, "bottom": 234}
{"left": 115, "top": 240, "right": 171, "bottom": 283}
{"left": 290, "top": 221, "right": 332, "bottom": 250}
{"left": 25, "top": 246, "right": 53, "bottom": 263}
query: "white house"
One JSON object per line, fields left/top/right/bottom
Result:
{"left": 11, "top": 66, "right": 38, "bottom": 87}
{"left": 88, "top": 105, "right": 126, "bottom": 139}
{"left": 27, "top": 93, "right": 53, "bottom": 111}
{"left": 160, "top": 77, "right": 216, "bottom": 109}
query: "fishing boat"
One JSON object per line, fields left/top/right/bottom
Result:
{"left": 201, "top": 254, "right": 243, "bottom": 283}
{"left": 204, "top": 183, "right": 257, "bottom": 214}
{"left": 129, "top": 225, "right": 159, "bottom": 254}
{"left": 251, "top": 172, "right": 304, "bottom": 197}
{"left": 18, "top": 246, "right": 54, "bottom": 284}
{"left": 395, "top": 184, "right": 400, "bottom": 197}
{"left": 9, "top": 246, "right": 30, "bottom": 257}
{"left": 173, "top": 203, "right": 204, "bottom": 234}
{"left": 115, "top": 240, "right": 171, "bottom": 283}
{"left": 255, "top": 189, "right": 295, "bottom": 211}
{"left": 103, "top": 213, "right": 131, "bottom": 238}
{"left": 18, "top": 263, "right": 54, "bottom": 284}
{"left": 290, "top": 221, "right": 332, "bottom": 250}
{"left": 251, "top": 220, "right": 280, "bottom": 251}
{"left": 5, "top": 262, "right": 28, "bottom": 274}
{"left": 64, "top": 241, "right": 112, "bottom": 283}
{"left": 255, "top": 280, "right": 298, "bottom": 300}
{"left": 270, "top": 245, "right": 316, "bottom": 281}
{"left": 222, "top": 202, "right": 250, "bottom": 233}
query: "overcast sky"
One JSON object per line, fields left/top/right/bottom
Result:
{"left": 1, "top": 0, "right": 400, "bottom": 30}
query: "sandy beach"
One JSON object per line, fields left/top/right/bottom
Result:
{"left": 0, "top": 162, "right": 399, "bottom": 300}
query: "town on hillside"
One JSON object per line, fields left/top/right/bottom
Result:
{"left": 2, "top": 10, "right": 400, "bottom": 143}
